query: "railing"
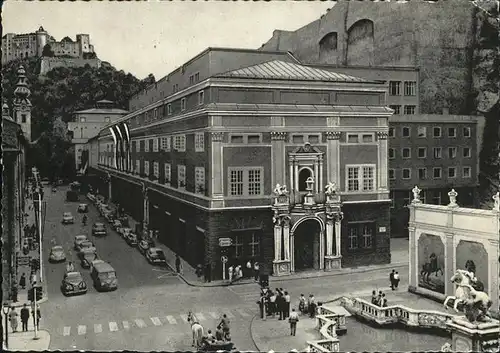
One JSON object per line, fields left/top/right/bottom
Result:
{"left": 306, "top": 306, "right": 343, "bottom": 352}
{"left": 339, "top": 296, "right": 456, "bottom": 331}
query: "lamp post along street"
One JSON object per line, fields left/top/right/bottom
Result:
{"left": 3, "top": 304, "right": 9, "bottom": 349}
{"left": 38, "top": 192, "right": 43, "bottom": 282}
{"left": 33, "top": 286, "right": 38, "bottom": 340}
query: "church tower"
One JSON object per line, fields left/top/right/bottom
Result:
{"left": 12, "top": 65, "right": 32, "bottom": 142}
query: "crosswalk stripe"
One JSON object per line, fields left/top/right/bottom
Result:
{"left": 94, "top": 324, "right": 102, "bottom": 333}
{"left": 109, "top": 321, "right": 119, "bottom": 332}
{"left": 166, "top": 315, "right": 177, "bottom": 324}
{"left": 208, "top": 312, "right": 219, "bottom": 319}
{"left": 236, "top": 309, "right": 250, "bottom": 317}
{"left": 77, "top": 325, "right": 86, "bottom": 335}
{"left": 151, "top": 317, "right": 162, "bottom": 326}
{"left": 63, "top": 326, "right": 71, "bottom": 336}
{"left": 135, "top": 319, "right": 147, "bottom": 328}
{"left": 194, "top": 313, "right": 206, "bottom": 321}
{"left": 123, "top": 321, "right": 130, "bottom": 330}
{"left": 180, "top": 314, "right": 189, "bottom": 323}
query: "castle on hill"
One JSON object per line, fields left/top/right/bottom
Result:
{"left": 2, "top": 26, "right": 96, "bottom": 65}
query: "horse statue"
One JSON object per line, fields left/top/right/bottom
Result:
{"left": 420, "top": 253, "right": 443, "bottom": 282}
{"left": 187, "top": 311, "right": 204, "bottom": 348}
{"left": 443, "top": 269, "right": 492, "bottom": 322}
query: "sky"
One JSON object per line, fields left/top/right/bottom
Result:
{"left": 3, "top": 1, "right": 333, "bottom": 80}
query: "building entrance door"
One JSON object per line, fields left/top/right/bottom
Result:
{"left": 293, "top": 219, "right": 320, "bottom": 271}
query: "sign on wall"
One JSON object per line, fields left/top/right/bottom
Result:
{"left": 218, "top": 237, "right": 232, "bottom": 247}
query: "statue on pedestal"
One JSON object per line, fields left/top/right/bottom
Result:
{"left": 325, "top": 182, "right": 337, "bottom": 196}
{"left": 447, "top": 189, "right": 458, "bottom": 207}
{"left": 493, "top": 192, "right": 499, "bottom": 211}
{"left": 411, "top": 185, "right": 422, "bottom": 203}
{"left": 273, "top": 184, "right": 289, "bottom": 205}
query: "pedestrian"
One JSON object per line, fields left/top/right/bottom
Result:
{"left": 253, "top": 262, "right": 260, "bottom": 281}
{"left": 257, "top": 294, "right": 267, "bottom": 319}
{"left": 381, "top": 293, "right": 388, "bottom": 307}
{"left": 218, "top": 314, "right": 231, "bottom": 340}
{"left": 21, "top": 304, "right": 30, "bottom": 332}
{"left": 299, "top": 294, "right": 306, "bottom": 314}
{"left": 246, "top": 260, "right": 252, "bottom": 278}
{"left": 215, "top": 325, "right": 224, "bottom": 341}
{"left": 19, "top": 273, "right": 26, "bottom": 289}
{"left": 237, "top": 265, "right": 243, "bottom": 280}
{"left": 309, "top": 294, "right": 316, "bottom": 318}
{"left": 277, "top": 290, "right": 285, "bottom": 320}
{"left": 30, "top": 272, "right": 36, "bottom": 286}
{"left": 371, "top": 290, "right": 377, "bottom": 305}
{"left": 32, "top": 304, "right": 41, "bottom": 330}
{"left": 175, "top": 255, "right": 182, "bottom": 274}
{"left": 9, "top": 307, "right": 18, "bottom": 333}
{"left": 394, "top": 271, "right": 400, "bottom": 289}
{"left": 66, "top": 261, "right": 75, "bottom": 273}
{"left": 288, "top": 308, "right": 299, "bottom": 336}
{"left": 269, "top": 291, "right": 277, "bottom": 317}
{"left": 390, "top": 269, "right": 395, "bottom": 290}
{"left": 284, "top": 291, "right": 291, "bottom": 318}
{"left": 228, "top": 265, "right": 234, "bottom": 282}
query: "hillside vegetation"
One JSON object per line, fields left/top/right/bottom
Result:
{"left": 1, "top": 57, "right": 154, "bottom": 180}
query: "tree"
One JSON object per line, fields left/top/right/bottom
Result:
{"left": 42, "top": 44, "right": 54, "bottom": 57}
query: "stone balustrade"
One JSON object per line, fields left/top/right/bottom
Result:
{"left": 305, "top": 305, "right": 344, "bottom": 352}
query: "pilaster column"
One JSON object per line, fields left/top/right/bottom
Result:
{"left": 289, "top": 160, "right": 294, "bottom": 192}
{"left": 274, "top": 225, "right": 282, "bottom": 261}
{"left": 314, "top": 161, "right": 319, "bottom": 193}
{"left": 294, "top": 161, "right": 299, "bottom": 191}
{"left": 211, "top": 132, "right": 224, "bottom": 199}
{"left": 377, "top": 131, "right": 389, "bottom": 190}
{"left": 408, "top": 226, "right": 417, "bottom": 287}
{"left": 271, "top": 131, "right": 287, "bottom": 187}
{"left": 319, "top": 157, "right": 324, "bottom": 193}
{"left": 326, "top": 131, "right": 341, "bottom": 187}
{"left": 335, "top": 220, "right": 341, "bottom": 256}
{"left": 283, "top": 221, "right": 290, "bottom": 261}
{"left": 319, "top": 229, "right": 325, "bottom": 269}
{"left": 445, "top": 233, "right": 455, "bottom": 297}
{"left": 326, "top": 220, "right": 334, "bottom": 256}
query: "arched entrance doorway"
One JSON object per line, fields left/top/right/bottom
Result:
{"left": 293, "top": 219, "right": 321, "bottom": 271}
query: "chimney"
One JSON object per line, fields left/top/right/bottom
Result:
{"left": 442, "top": 106, "right": 449, "bottom": 115}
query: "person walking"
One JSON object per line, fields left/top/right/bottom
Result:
{"left": 299, "top": 293, "right": 306, "bottom": 314}
{"left": 257, "top": 294, "right": 267, "bottom": 319}
{"left": 9, "top": 307, "right": 19, "bottom": 333}
{"left": 284, "top": 291, "right": 291, "bottom": 319}
{"left": 394, "top": 271, "right": 400, "bottom": 289}
{"left": 219, "top": 314, "right": 231, "bottom": 341}
{"left": 246, "top": 260, "right": 252, "bottom": 278}
{"left": 288, "top": 308, "right": 299, "bottom": 336}
{"left": 308, "top": 294, "right": 316, "bottom": 318}
{"left": 19, "top": 273, "right": 26, "bottom": 290}
{"left": 269, "top": 291, "right": 277, "bottom": 317}
{"left": 389, "top": 269, "right": 395, "bottom": 290}
{"left": 30, "top": 272, "right": 37, "bottom": 286}
{"left": 228, "top": 265, "right": 234, "bottom": 283}
{"left": 253, "top": 262, "right": 260, "bottom": 281}
{"left": 175, "top": 255, "right": 182, "bottom": 274}
{"left": 278, "top": 290, "right": 286, "bottom": 320}
{"left": 20, "top": 304, "right": 30, "bottom": 332}
{"left": 32, "top": 304, "right": 41, "bottom": 330}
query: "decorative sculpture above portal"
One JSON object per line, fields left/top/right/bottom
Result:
{"left": 325, "top": 182, "right": 337, "bottom": 196}
{"left": 411, "top": 185, "right": 422, "bottom": 204}
{"left": 273, "top": 184, "right": 289, "bottom": 196}
{"left": 493, "top": 192, "right": 499, "bottom": 211}
{"left": 447, "top": 189, "right": 458, "bottom": 207}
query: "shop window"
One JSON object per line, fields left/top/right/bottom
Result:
{"left": 348, "top": 226, "right": 358, "bottom": 249}
{"left": 234, "top": 234, "right": 244, "bottom": 258}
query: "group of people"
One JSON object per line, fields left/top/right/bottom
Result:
{"left": 7, "top": 304, "right": 41, "bottom": 333}
{"left": 371, "top": 290, "right": 389, "bottom": 307}
{"left": 389, "top": 269, "right": 401, "bottom": 290}
{"left": 200, "top": 314, "right": 231, "bottom": 348}
{"left": 257, "top": 288, "right": 317, "bottom": 320}
{"left": 227, "top": 260, "right": 260, "bottom": 283}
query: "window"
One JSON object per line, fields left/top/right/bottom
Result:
{"left": 144, "top": 161, "right": 150, "bottom": 176}
{"left": 417, "top": 126, "right": 427, "bottom": 138}
{"left": 389, "top": 169, "right": 395, "bottom": 180}
{"left": 402, "top": 127, "right": 410, "bottom": 137}
{"left": 195, "top": 73, "right": 200, "bottom": 82}
{"left": 417, "top": 147, "right": 427, "bottom": 158}
{"left": 362, "top": 134, "right": 373, "bottom": 143}
{"left": 433, "top": 147, "right": 442, "bottom": 159}
{"left": 361, "top": 224, "right": 373, "bottom": 248}
{"left": 308, "top": 135, "right": 320, "bottom": 144}
{"left": 448, "top": 127, "right": 456, "bottom": 138}
{"left": 433, "top": 127, "right": 442, "bottom": 138}
{"left": 167, "top": 104, "right": 172, "bottom": 115}
{"left": 389, "top": 148, "right": 395, "bottom": 159}
{"left": 234, "top": 235, "right": 244, "bottom": 258}
{"left": 463, "top": 147, "right": 471, "bottom": 158}
{"left": 402, "top": 148, "right": 411, "bottom": 159}
{"left": 228, "top": 167, "right": 264, "bottom": 197}
{"left": 448, "top": 147, "right": 457, "bottom": 159}
{"left": 249, "top": 232, "right": 260, "bottom": 257}
{"left": 431, "top": 191, "right": 442, "bottom": 205}
{"left": 389, "top": 105, "right": 401, "bottom": 115}
{"left": 402, "top": 168, "right": 411, "bottom": 179}
{"left": 463, "top": 166, "right": 471, "bottom": 178}
{"left": 390, "top": 191, "right": 396, "bottom": 209}
{"left": 418, "top": 168, "right": 427, "bottom": 180}
{"left": 389, "top": 81, "right": 401, "bottom": 96}
{"left": 195, "top": 167, "right": 205, "bottom": 194}
{"left": 348, "top": 226, "right": 358, "bottom": 249}
{"left": 247, "top": 135, "right": 261, "bottom": 144}
{"left": 448, "top": 167, "right": 456, "bottom": 178}
{"left": 161, "top": 136, "right": 171, "bottom": 152}
{"left": 153, "top": 138, "right": 159, "bottom": 152}
{"left": 144, "top": 139, "right": 150, "bottom": 152}
{"left": 198, "top": 90, "right": 205, "bottom": 105}
{"left": 177, "top": 165, "right": 186, "bottom": 189}
{"left": 347, "top": 134, "right": 359, "bottom": 143}
{"left": 463, "top": 127, "right": 471, "bottom": 138}
{"left": 346, "top": 165, "right": 375, "bottom": 192}
{"left": 433, "top": 167, "right": 442, "bottom": 179}
{"left": 195, "top": 133, "right": 204, "bottom": 152}
{"left": 403, "top": 105, "right": 416, "bottom": 115}
{"left": 173, "top": 84, "right": 179, "bottom": 93}
{"left": 154, "top": 108, "right": 158, "bottom": 119}
{"left": 231, "top": 135, "right": 244, "bottom": 144}
{"left": 181, "top": 98, "right": 186, "bottom": 111}
{"left": 153, "top": 162, "right": 159, "bottom": 179}
{"left": 404, "top": 81, "right": 417, "bottom": 96}
{"left": 173, "top": 135, "right": 186, "bottom": 152}
{"left": 389, "top": 127, "right": 395, "bottom": 138}
{"left": 164, "top": 163, "right": 171, "bottom": 183}
{"left": 21, "top": 114, "right": 26, "bottom": 123}
{"left": 292, "top": 135, "right": 304, "bottom": 144}
{"left": 80, "top": 117, "right": 86, "bottom": 122}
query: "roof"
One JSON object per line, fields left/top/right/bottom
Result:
{"left": 96, "top": 99, "right": 114, "bottom": 104}
{"left": 216, "top": 60, "right": 373, "bottom": 83}
{"left": 204, "top": 103, "right": 393, "bottom": 114}
{"left": 74, "top": 108, "right": 129, "bottom": 114}
{"left": 93, "top": 262, "right": 115, "bottom": 272}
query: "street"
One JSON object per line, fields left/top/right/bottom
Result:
{"left": 39, "top": 186, "right": 410, "bottom": 351}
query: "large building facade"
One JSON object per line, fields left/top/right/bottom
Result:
{"left": 86, "top": 48, "right": 394, "bottom": 279}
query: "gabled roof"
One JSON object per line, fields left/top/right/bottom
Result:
{"left": 216, "top": 60, "right": 373, "bottom": 83}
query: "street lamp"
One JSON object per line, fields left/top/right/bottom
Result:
{"left": 2, "top": 303, "right": 10, "bottom": 349}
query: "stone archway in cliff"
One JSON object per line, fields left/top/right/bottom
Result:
{"left": 346, "top": 19, "right": 375, "bottom": 66}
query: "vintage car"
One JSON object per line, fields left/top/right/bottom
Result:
{"left": 138, "top": 238, "right": 155, "bottom": 255}
{"left": 62, "top": 212, "right": 74, "bottom": 224}
{"left": 77, "top": 203, "right": 89, "bottom": 213}
{"left": 92, "top": 223, "right": 107, "bottom": 237}
{"left": 145, "top": 248, "right": 167, "bottom": 266}
{"left": 49, "top": 245, "right": 66, "bottom": 263}
{"left": 74, "top": 235, "right": 89, "bottom": 250}
{"left": 125, "top": 232, "right": 138, "bottom": 247}
{"left": 61, "top": 271, "right": 87, "bottom": 296}
{"left": 111, "top": 220, "right": 122, "bottom": 231}
{"left": 80, "top": 250, "right": 99, "bottom": 269}
{"left": 76, "top": 240, "right": 96, "bottom": 254}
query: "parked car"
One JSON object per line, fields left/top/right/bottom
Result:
{"left": 112, "top": 220, "right": 122, "bottom": 231}
{"left": 49, "top": 245, "right": 66, "bottom": 263}
{"left": 76, "top": 240, "right": 95, "bottom": 254}
{"left": 120, "top": 227, "right": 132, "bottom": 239}
{"left": 78, "top": 246, "right": 97, "bottom": 260}
{"left": 74, "top": 235, "right": 89, "bottom": 250}
{"left": 62, "top": 212, "right": 74, "bottom": 224}
{"left": 92, "top": 223, "right": 107, "bottom": 237}
{"left": 125, "top": 232, "right": 138, "bottom": 247}
{"left": 77, "top": 203, "right": 89, "bottom": 213}
{"left": 145, "top": 248, "right": 167, "bottom": 266}
{"left": 104, "top": 212, "right": 114, "bottom": 223}
{"left": 87, "top": 193, "right": 96, "bottom": 202}
{"left": 61, "top": 271, "right": 87, "bottom": 296}
{"left": 80, "top": 250, "right": 99, "bottom": 269}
